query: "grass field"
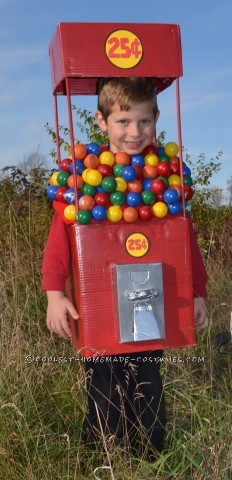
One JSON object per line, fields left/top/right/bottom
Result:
{"left": 0, "top": 185, "right": 231, "bottom": 479}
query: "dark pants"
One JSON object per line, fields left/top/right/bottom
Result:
{"left": 84, "top": 350, "right": 166, "bottom": 458}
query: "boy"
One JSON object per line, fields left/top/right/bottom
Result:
{"left": 42, "top": 77, "right": 208, "bottom": 459}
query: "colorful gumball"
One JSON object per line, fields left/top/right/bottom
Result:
{"left": 74, "top": 143, "right": 86, "bottom": 160}
{"left": 123, "top": 207, "right": 138, "bottom": 223}
{"left": 94, "top": 192, "right": 110, "bottom": 207}
{"left": 107, "top": 206, "right": 123, "bottom": 222}
{"left": 184, "top": 186, "right": 194, "bottom": 200}
{"left": 60, "top": 158, "right": 72, "bottom": 172}
{"left": 47, "top": 185, "right": 59, "bottom": 200}
{"left": 113, "top": 164, "right": 124, "bottom": 177}
{"left": 99, "top": 151, "right": 115, "bottom": 166}
{"left": 142, "top": 178, "right": 153, "bottom": 191}
{"left": 158, "top": 153, "right": 170, "bottom": 163}
{"left": 143, "top": 165, "right": 157, "bottom": 178}
{"left": 170, "top": 162, "right": 180, "bottom": 175}
{"left": 157, "top": 175, "right": 169, "bottom": 187}
{"left": 126, "top": 192, "right": 141, "bottom": 207}
{"left": 79, "top": 195, "right": 95, "bottom": 210}
{"left": 69, "top": 160, "right": 85, "bottom": 175}
{"left": 156, "top": 161, "right": 172, "bottom": 177}
{"left": 138, "top": 205, "right": 153, "bottom": 221}
{"left": 67, "top": 174, "right": 84, "bottom": 189}
{"left": 122, "top": 166, "right": 137, "bottom": 182}
{"left": 164, "top": 142, "right": 179, "bottom": 157}
{"left": 184, "top": 175, "right": 193, "bottom": 187}
{"left": 86, "top": 169, "right": 102, "bottom": 187}
{"left": 144, "top": 153, "right": 159, "bottom": 166}
{"left": 102, "top": 177, "right": 117, "bottom": 193}
{"left": 168, "top": 174, "right": 181, "bottom": 186}
{"left": 81, "top": 184, "right": 96, "bottom": 197}
{"left": 150, "top": 178, "right": 167, "bottom": 195}
{"left": 77, "top": 209, "right": 92, "bottom": 224}
{"left": 115, "top": 177, "right": 127, "bottom": 192}
{"left": 128, "top": 179, "right": 143, "bottom": 193}
{"left": 163, "top": 188, "right": 179, "bottom": 204}
{"left": 92, "top": 205, "right": 107, "bottom": 221}
{"left": 57, "top": 171, "right": 70, "bottom": 186}
{"left": 143, "top": 144, "right": 158, "bottom": 156}
{"left": 152, "top": 202, "right": 168, "bottom": 218}
{"left": 115, "top": 152, "right": 130, "bottom": 165}
{"left": 64, "top": 205, "right": 77, "bottom": 221}
{"left": 110, "top": 191, "right": 125, "bottom": 206}
{"left": 97, "top": 164, "right": 113, "bottom": 178}
{"left": 64, "top": 188, "right": 75, "bottom": 204}
{"left": 130, "top": 155, "right": 145, "bottom": 167}
{"left": 183, "top": 165, "right": 191, "bottom": 176}
{"left": 84, "top": 154, "right": 99, "bottom": 169}
{"left": 50, "top": 171, "right": 60, "bottom": 186}
{"left": 141, "top": 190, "right": 156, "bottom": 205}
{"left": 86, "top": 142, "right": 101, "bottom": 156}
{"left": 171, "top": 185, "right": 182, "bottom": 199}
{"left": 56, "top": 187, "right": 68, "bottom": 202}
{"left": 157, "top": 146, "right": 164, "bottom": 155}
{"left": 133, "top": 165, "right": 144, "bottom": 179}
{"left": 168, "top": 201, "right": 182, "bottom": 215}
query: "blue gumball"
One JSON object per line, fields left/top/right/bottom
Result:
{"left": 86, "top": 142, "right": 101, "bottom": 156}
{"left": 157, "top": 146, "right": 164, "bottom": 155}
{"left": 183, "top": 165, "right": 191, "bottom": 176}
{"left": 96, "top": 184, "right": 105, "bottom": 193}
{"left": 47, "top": 185, "right": 59, "bottom": 200}
{"left": 131, "top": 154, "right": 145, "bottom": 167}
{"left": 122, "top": 166, "right": 137, "bottom": 182}
{"left": 126, "top": 192, "right": 141, "bottom": 207}
{"left": 168, "top": 201, "right": 182, "bottom": 215}
{"left": 69, "top": 160, "right": 85, "bottom": 175}
{"left": 163, "top": 188, "right": 179, "bottom": 204}
{"left": 142, "top": 178, "right": 153, "bottom": 190}
{"left": 92, "top": 205, "right": 107, "bottom": 221}
{"left": 64, "top": 188, "right": 75, "bottom": 204}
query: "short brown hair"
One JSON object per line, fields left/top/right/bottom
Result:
{"left": 97, "top": 77, "right": 158, "bottom": 120}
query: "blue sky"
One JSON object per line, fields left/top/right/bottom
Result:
{"left": 0, "top": 0, "right": 231, "bottom": 200}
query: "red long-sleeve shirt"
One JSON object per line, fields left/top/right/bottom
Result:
{"left": 41, "top": 212, "right": 207, "bottom": 297}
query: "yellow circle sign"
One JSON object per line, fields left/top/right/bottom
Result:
{"left": 125, "top": 233, "right": 149, "bottom": 258}
{"left": 105, "top": 30, "right": 143, "bottom": 69}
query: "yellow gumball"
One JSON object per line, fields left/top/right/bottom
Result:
{"left": 107, "top": 206, "right": 123, "bottom": 222}
{"left": 115, "top": 177, "right": 127, "bottom": 192}
{"left": 144, "top": 153, "right": 159, "bottom": 166}
{"left": 99, "top": 151, "right": 115, "bottom": 166}
{"left": 50, "top": 171, "right": 60, "bottom": 186}
{"left": 64, "top": 205, "right": 77, "bottom": 221}
{"left": 168, "top": 174, "right": 181, "bottom": 186}
{"left": 82, "top": 168, "right": 91, "bottom": 182}
{"left": 85, "top": 169, "right": 102, "bottom": 186}
{"left": 152, "top": 202, "right": 168, "bottom": 218}
{"left": 164, "top": 142, "right": 179, "bottom": 157}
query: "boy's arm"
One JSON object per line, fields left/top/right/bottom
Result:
{"left": 42, "top": 213, "right": 79, "bottom": 339}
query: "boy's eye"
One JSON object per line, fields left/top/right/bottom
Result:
{"left": 118, "top": 120, "right": 128, "bottom": 125}
{"left": 141, "top": 119, "right": 151, "bottom": 124}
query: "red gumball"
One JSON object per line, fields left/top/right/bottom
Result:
{"left": 150, "top": 178, "right": 167, "bottom": 195}
{"left": 184, "top": 186, "right": 194, "bottom": 200}
{"left": 55, "top": 187, "right": 68, "bottom": 203}
{"left": 138, "top": 205, "right": 153, "bottom": 221}
{"left": 156, "top": 161, "right": 172, "bottom": 177}
{"left": 142, "top": 144, "right": 158, "bottom": 156}
{"left": 60, "top": 158, "right": 72, "bottom": 172}
{"left": 170, "top": 155, "right": 180, "bottom": 164}
{"left": 156, "top": 193, "right": 164, "bottom": 202}
{"left": 100, "top": 144, "right": 109, "bottom": 152}
{"left": 97, "top": 164, "right": 114, "bottom": 178}
{"left": 133, "top": 165, "right": 144, "bottom": 179}
{"left": 170, "top": 162, "right": 180, "bottom": 174}
{"left": 94, "top": 192, "right": 110, "bottom": 207}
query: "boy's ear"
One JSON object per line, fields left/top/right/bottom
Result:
{"left": 95, "top": 110, "right": 107, "bottom": 132}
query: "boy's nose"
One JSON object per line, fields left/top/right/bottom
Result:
{"left": 128, "top": 122, "right": 140, "bottom": 137}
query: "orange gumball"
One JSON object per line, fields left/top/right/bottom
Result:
{"left": 74, "top": 143, "right": 86, "bottom": 160}
{"left": 128, "top": 179, "right": 143, "bottom": 193}
{"left": 84, "top": 154, "right": 100, "bottom": 169}
{"left": 115, "top": 152, "right": 130, "bottom": 165}
{"left": 143, "top": 165, "right": 158, "bottom": 178}
{"left": 78, "top": 195, "right": 95, "bottom": 211}
{"left": 67, "top": 174, "right": 84, "bottom": 189}
{"left": 123, "top": 207, "right": 138, "bottom": 223}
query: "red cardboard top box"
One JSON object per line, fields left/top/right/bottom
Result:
{"left": 49, "top": 23, "right": 182, "bottom": 95}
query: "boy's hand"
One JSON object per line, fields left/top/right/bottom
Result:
{"left": 46, "top": 291, "right": 79, "bottom": 339}
{"left": 194, "top": 297, "right": 209, "bottom": 330}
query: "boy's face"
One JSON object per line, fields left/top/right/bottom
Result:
{"left": 95, "top": 101, "right": 159, "bottom": 155}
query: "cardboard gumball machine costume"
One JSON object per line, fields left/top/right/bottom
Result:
{"left": 48, "top": 23, "right": 196, "bottom": 357}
